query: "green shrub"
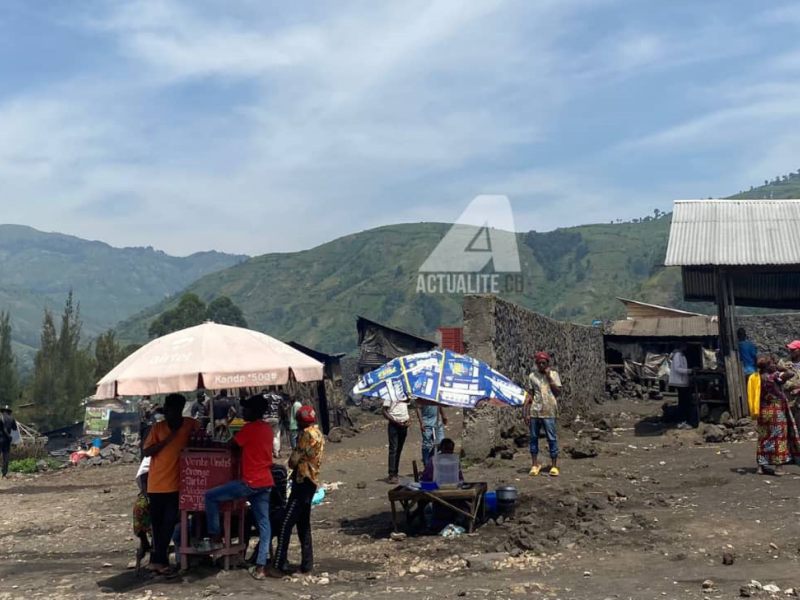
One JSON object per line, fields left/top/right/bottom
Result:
{"left": 8, "top": 457, "right": 62, "bottom": 474}
{"left": 8, "top": 458, "right": 38, "bottom": 474}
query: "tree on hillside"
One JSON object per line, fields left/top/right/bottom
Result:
{"left": 148, "top": 293, "right": 249, "bottom": 338}
{"left": 31, "top": 294, "right": 96, "bottom": 430}
{"left": 148, "top": 293, "right": 208, "bottom": 338}
{"left": 95, "top": 330, "right": 122, "bottom": 380}
{"left": 0, "top": 312, "right": 19, "bottom": 405}
{"left": 32, "top": 310, "right": 59, "bottom": 421}
{"left": 206, "top": 296, "right": 248, "bottom": 328}
{"left": 120, "top": 343, "right": 142, "bottom": 360}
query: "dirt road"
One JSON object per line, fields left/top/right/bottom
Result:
{"left": 1, "top": 400, "right": 799, "bottom": 600}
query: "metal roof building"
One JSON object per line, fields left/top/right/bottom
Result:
{"left": 616, "top": 297, "right": 703, "bottom": 320}
{"left": 666, "top": 199, "right": 800, "bottom": 309}
{"left": 607, "top": 315, "right": 718, "bottom": 338}
{"left": 665, "top": 199, "right": 800, "bottom": 418}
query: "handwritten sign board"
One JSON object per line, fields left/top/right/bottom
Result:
{"left": 179, "top": 449, "right": 238, "bottom": 512}
{"left": 84, "top": 407, "right": 112, "bottom": 437}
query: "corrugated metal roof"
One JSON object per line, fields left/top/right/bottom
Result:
{"left": 617, "top": 297, "right": 702, "bottom": 318}
{"left": 665, "top": 200, "right": 800, "bottom": 266}
{"left": 607, "top": 315, "right": 718, "bottom": 338}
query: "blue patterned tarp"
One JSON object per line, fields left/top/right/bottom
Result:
{"left": 351, "top": 349, "right": 526, "bottom": 408}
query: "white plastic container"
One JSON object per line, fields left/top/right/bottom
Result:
{"left": 432, "top": 454, "right": 460, "bottom": 486}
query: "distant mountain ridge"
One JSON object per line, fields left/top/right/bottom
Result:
{"left": 5, "top": 177, "right": 796, "bottom": 364}
{"left": 117, "top": 178, "right": 800, "bottom": 354}
{"left": 0, "top": 224, "right": 247, "bottom": 363}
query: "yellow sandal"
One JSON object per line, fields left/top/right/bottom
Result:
{"left": 549, "top": 467, "right": 560, "bottom": 477}
{"left": 529, "top": 465, "right": 542, "bottom": 476}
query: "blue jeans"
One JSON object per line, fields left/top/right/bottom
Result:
{"left": 205, "top": 480, "right": 272, "bottom": 566}
{"left": 529, "top": 418, "right": 558, "bottom": 460}
{"left": 290, "top": 430, "right": 299, "bottom": 449}
{"left": 421, "top": 426, "right": 436, "bottom": 465}
{"left": 436, "top": 423, "right": 445, "bottom": 445}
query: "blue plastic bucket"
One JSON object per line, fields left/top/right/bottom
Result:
{"left": 485, "top": 491, "right": 498, "bottom": 513}
{"left": 420, "top": 481, "right": 439, "bottom": 491}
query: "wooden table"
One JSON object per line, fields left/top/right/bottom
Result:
{"left": 388, "top": 482, "right": 488, "bottom": 533}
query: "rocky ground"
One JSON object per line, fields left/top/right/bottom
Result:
{"left": 2, "top": 399, "right": 800, "bottom": 600}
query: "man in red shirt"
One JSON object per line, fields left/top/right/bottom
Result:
{"left": 204, "top": 395, "right": 274, "bottom": 579}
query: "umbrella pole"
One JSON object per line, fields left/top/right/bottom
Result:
{"left": 209, "top": 396, "right": 215, "bottom": 440}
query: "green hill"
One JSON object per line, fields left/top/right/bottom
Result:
{"left": 118, "top": 176, "right": 800, "bottom": 354}
{"left": 116, "top": 216, "right": 679, "bottom": 354}
{"left": 0, "top": 225, "right": 247, "bottom": 363}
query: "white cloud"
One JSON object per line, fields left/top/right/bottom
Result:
{"left": 1, "top": 0, "right": 799, "bottom": 256}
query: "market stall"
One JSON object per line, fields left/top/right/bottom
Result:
{"left": 95, "top": 322, "right": 325, "bottom": 569}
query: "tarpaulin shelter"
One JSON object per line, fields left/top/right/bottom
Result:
{"left": 356, "top": 316, "right": 437, "bottom": 374}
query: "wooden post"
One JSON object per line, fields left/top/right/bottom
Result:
{"left": 717, "top": 269, "right": 747, "bottom": 419}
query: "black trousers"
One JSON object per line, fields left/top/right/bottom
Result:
{"left": 1, "top": 441, "right": 10, "bottom": 477}
{"left": 273, "top": 478, "right": 316, "bottom": 573}
{"left": 677, "top": 386, "right": 698, "bottom": 428}
{"left": 387, "top": 421, "right": 408, "bottom": 477}
{"left": 148, "top": 492, "right": 179, "bottom": 566}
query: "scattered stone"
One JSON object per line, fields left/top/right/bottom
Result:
{"left": 566, "top": 439, "right": 599, "bottom": 459}
{"left": 546, "top": 523, "right": 568, "bottom": 541}
{"left": 770, "top": 542, "right": 779, "bottom": 551}
{"left": 703, "top": 424, "right": 726, "bottom": 443}
{"left": 722, "top": 551, "right": 736, "bottom": 566}
{"left": 390, "top": 532, "right": 407, "bottom": 542}
{"left": 356, "top": 481, "right": 367, "bottom": 489}
{"left": 466, "top": 553, "right": 509, "bottom": 571}
{"left": 202, "top": 585, "right": 221, "bottom": 597}
{"left": 327, "top": 429, "right": 343, "bottom": 443}
{"left": 764, "top": 584, "right": 782, "bottom": 594}
{"left": 703, "top": 579, "right": 714, "bottom": 590}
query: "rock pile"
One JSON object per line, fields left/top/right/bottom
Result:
{"left": 606, "top": 368, "right": 662, "bottom": 401}
{"left": 702, "top": 417, "right": 755, "bottom": 444}
{"left": 74, "top": 442, "right": 140, "bottom": 467}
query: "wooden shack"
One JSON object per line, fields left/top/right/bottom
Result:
{"left": 356, "top": 316, "right": 437, "bottom": 374}
{"left": 665, "top": 199, "right": 800, "bottom": 419}
{"left": 287, "top": 342, "right": 346, "bottom": 434}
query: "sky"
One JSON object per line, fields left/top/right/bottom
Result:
{"left": 1, "top": 0, "right": 800, "bottom": 256}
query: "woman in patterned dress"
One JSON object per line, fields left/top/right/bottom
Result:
{"left": 756, "top": 355, "right": 799, "bottom": 475}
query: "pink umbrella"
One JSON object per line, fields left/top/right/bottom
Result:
{"left": 95, "top": 322, "right": 324, "bottom": 398}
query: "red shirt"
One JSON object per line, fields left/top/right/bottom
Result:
{"left": 234, "top": 420, "right": 274, "bottom": 489}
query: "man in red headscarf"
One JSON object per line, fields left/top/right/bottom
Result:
{"left": 523, "top": 352, "right": 562, "bottom": 477}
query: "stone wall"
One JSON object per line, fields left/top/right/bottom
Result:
{"left": 461, "top": 295, "right": 605, "bottom": 460}
{"left": 739, "top": 313, "right": 800, "bottom": 357}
